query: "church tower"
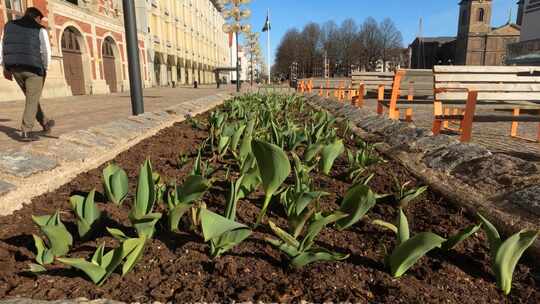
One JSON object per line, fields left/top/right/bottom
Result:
{"left": 456, "top": 0, "right": 493, "bottom": 65}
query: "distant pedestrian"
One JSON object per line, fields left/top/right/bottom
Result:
{"left": 1, "top": 7, "right": 54, "bottom": 142}
{"left": 193, "top": 80, "right": 198, "bottom": 89}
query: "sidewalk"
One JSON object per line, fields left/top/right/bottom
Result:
{"left": 0, "top": 85, "right": 237, "bottom": 151}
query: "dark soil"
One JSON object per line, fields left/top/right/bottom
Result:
{"left": 0, "top": 111, "right": 538, "bottom": 303}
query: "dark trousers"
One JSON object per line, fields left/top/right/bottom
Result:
{"left": 12, "top": 71, "right": 48, "bottom": 132}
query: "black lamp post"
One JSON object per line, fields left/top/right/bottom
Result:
{"left": 122, "top": 0, "right": 144, "bottom": 115}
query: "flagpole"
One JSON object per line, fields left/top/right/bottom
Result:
{"left": 267, "top": 8, "right": 271, "bottom": 84}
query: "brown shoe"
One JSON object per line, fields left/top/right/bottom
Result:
{"left": 20, "top": 131, "right": 40, "bottom": 142}
{"left": 42, "top": 119, "right": 55, "bottom": 134}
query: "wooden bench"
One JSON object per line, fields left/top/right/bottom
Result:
{"left": 351, "top": 71, "right": 394, "bottom": 96}
{"left": 432, "top": 66, "right": 540, "bottom": 142}
{"left": 376, "top": 69, "right": 434, "bottom": 120}
{"left": 298, "top": 79, "right": 366, "bottom": 105}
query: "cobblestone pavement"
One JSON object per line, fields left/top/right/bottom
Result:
{"left": 0, "top": 84, "right": 242, "bottom": 151}
{"left": 361, "top": 99, "right": 540, "bottom": 163}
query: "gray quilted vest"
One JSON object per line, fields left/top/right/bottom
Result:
{"left": 2, "top": 21, "right": 43, "bottom": 70}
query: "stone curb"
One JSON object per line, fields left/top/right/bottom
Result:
{"left": 304, "top": 93, "right": 540, "bottom": 263}
{"left": 0, "top": 92, "right": 232, "bottom": 216}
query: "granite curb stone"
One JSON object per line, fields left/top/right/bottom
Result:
{"left": 0, "top": 150, "right": 58, "bottom": 178}
{"left": 453, "top": 154, "right": 540, "bottom": 194}
{"left": 0, "top": 180, "right": 16, "bottom": 195}
{"left": 26, "top": 139, "right": 91, "bottom": 162}
{"left": 423, "top": 143, "right": 492, "bottom": 173}
{"left": 505, "top": 185, "right": 540, "bottom": 216}
{"left": 60, "top": 130, "right": 116, "bottom": 149}
{"left": 410, "top": 134, "right": 456, "bottom": 154}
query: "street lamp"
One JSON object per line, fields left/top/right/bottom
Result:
{"left": 221, "top": 0, "right": 251, "bottom": 93}
{"left": 245, "top": 31, "right": 260, "bottom": 86}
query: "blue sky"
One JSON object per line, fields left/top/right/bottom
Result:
{"left": 243, "top": 0, "right": 518, "bottom": 65}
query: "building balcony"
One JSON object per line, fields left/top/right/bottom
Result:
{"left": 153, "top": 35, "right": 161, "bottom": 44}
{"left": 150, "top": 0, "right": 158, "bottom": 9}
{"left": 166, "top": 41, "right": 173, "bottom": 48}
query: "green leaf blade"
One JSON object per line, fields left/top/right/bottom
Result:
{"left": 389, "top": 232, "right": 446, "bottom": 278}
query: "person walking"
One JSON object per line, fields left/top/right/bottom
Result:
{"left": 1, "top": 7, "right": 54, "bottom": 142}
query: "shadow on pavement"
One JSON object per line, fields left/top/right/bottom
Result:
{"left": 0, "top": 123, "right": 24, "bottom": 142}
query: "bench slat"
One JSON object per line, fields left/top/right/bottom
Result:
{"left": 435, "top": 74, "right": 540, "bottom": 83}
{"left": 436, "top": 92, "right": 540, "bottom": 101}
{"left": 434, "top": 66, "right": 540, "bottom": 74}
{"left": 435, "top": 82, "right": 540, "bottom": 91}
{"left": 435, "top": 115, "right": 540, "bottom": 122}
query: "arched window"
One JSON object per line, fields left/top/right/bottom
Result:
{"left": 478, "top": 8, "right": 485, "bottom": 22}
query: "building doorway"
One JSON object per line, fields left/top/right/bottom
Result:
{"left": 102, "top": 37, "right": 118, "bottom": 93}
{"left": 61, "top": 27, "right": 86, "bottom": 95}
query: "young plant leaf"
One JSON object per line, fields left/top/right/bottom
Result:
{"left": 372, "top": 219, "right": 398, "bottom": 234}
{"left": 230, "top": 123, "right": 247, "bottom": 152}
{"left": 32, "top": 234, "right": 54, "bottom": 265}
{"left": 477, "top": 213, "right": 502, "bottom": 258}
{"left": 200, "top": 208, "right": 251, "bottom": 257}
{"left": 477, "top": 213, "right": 538, "bottom": 295}
{"left": 304, "top": 143, "right": 323, "bottom": 163}
{"left": 70, "top": 189, "right": 101, "bottom": 239}
{"left": 397, "top": 184, "right": 428, "bottom": 209}
{"left": 389, "top": 232, "right": 446, "bottom": 278}
{"left": 494, "top": 230, "right": 539, "bottom": 295}
{"left": 102, "top": 163, "right": 129, "bottom": 205}
{"left": 397, "top": 208, "right": 410, "bottom": 245}
{"left": 441, "top": 224, "right": 482, "bottom": 251}
{"left": 336, "top": 184, "right": 378, "bottom": 231}
{"left": 57, "top": 242, "right": 124, "bottom": 285}
{"left": 32, "top": 211, "right": 73, "bottom": 258}
{"left": 300, "top": 212, "right": 348, "bottom": 252}
{"left": 132, "top": 160, "right": 156, "bottom": 219}
{"left": 251, "top": 140, "right": 291, "bottom": 226}
{"left": 120, "top": 237, "right": 147, "bottom": 276}
{"left": 200, "top": 208, "right": 247, "bottom": 242}
{"left": 291, "top": 249, "right": 349, "bottom": 268}
{"left": 320, "top": 140, "right": 345, "bottom": 174}
{"left": 129, "top": 160, "right": 161, "bottom": 238}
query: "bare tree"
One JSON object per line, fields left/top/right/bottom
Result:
{"left": 300, "top": 23, "right": 323, "bottom": 77}
{"left": 274, "top": 28, "right": 302, "bottom": 78}
{"left": 379, "top": 18, "right": 403, "bottom": 72}
{"left": 321, "top": 21, "right": 339, "bottom": 76}
{"left": 358, "top": 17, "right": 382, "bottom": 71}
{"left": 273, "top": 16, "right": 404, "bottom": 77}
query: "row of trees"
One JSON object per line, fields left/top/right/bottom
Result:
{"left": 273, "top": 17, "right": 405, "bottom": 79}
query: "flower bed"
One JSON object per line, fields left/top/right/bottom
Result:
{"left": 0, "top": 94, "right": 538, "bottom": 303}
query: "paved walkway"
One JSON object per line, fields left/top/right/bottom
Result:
{"left": 360, "top": 99, "right": 540, "bottom": 162}
{"left": 0, "top": 85, "right": 239, "bottom": 151}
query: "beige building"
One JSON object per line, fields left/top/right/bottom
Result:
{"left": 0, "top": 0, "right": 151, "bottom": 102}
{"left": 138, "top": 0, "right": 231, "bottom": 87}
{"left": 0, "top": 0, "right": 230, "bottom": 103}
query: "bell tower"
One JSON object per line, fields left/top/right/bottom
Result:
{"left": 456, "top": 0, "right": 492, "bottom": 65}
{"left": 458, "top": 0, "right": 492, "bottom": 35}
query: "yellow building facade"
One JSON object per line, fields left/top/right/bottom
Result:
{"left": 140, "top": 0, "right": 231, "bottom": 87}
